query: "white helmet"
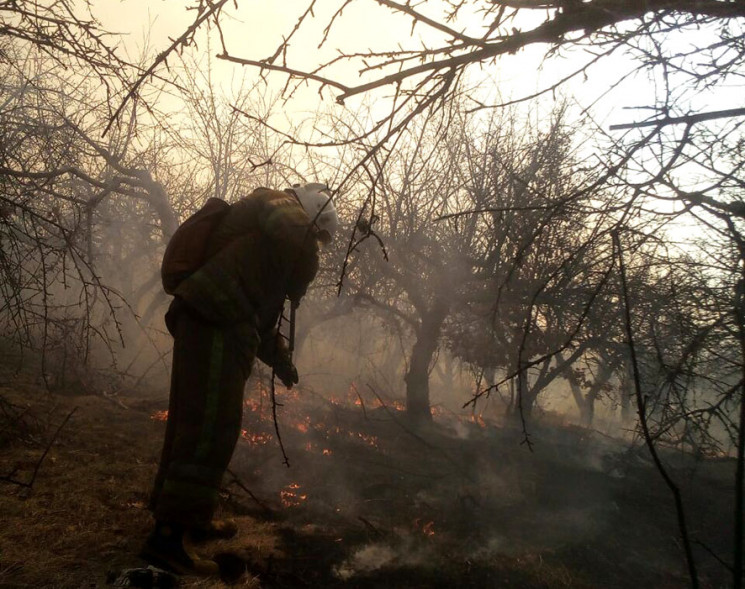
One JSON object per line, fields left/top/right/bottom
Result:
{"left": 291, "top": 182, "right": 339, "bottom": 244}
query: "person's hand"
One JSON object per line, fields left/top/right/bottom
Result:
{"left": 275, "top": 360, "right": 299, "bottom": 388}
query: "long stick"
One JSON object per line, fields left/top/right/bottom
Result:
{"left": 289, "top": 302, "right": 297, "bottom": 355}
{"left": 270, "top": 307, "right": 292, "bottom": 468}
{"left": 733, "top": 275, "right": 745, "bottom": 589}
{"left": 226, "top": 468, "right": 275, "bottom": 518}
{"left": 614, "top": 231, "right": 699, "bottom": 588}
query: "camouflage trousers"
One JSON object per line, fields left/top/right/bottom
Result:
{"left": 149, "top": 299, "right": 255, "bottom": 527}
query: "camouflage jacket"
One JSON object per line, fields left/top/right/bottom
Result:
{"left": 173, "top": 187, "right": 319, "bottom": 366}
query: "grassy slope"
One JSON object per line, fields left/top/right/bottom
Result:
{"left": 0, "top": 359, "right": 736, "bottom": 588}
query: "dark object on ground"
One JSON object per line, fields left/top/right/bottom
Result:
{"left": 214, "top": 552, "right": 249, "bottom": 584}
{"left": 141, "top": 523, "right": 219, "bottom": 577}
{"left": 190, "top": 518, "right": 239, "bottom": 543}
{"left": 106, "top": 565, "right": 179, "bottom": 588}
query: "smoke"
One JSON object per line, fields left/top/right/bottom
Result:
{"left": 334, "top": 543, "right": 400, "bottom": 579}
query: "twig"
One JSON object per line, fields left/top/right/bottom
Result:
{"left": 102, "top": 391, "right": 129, "bottom": 410}
{"left": 366, "top": 385, "right": 435, "bottom": 449}
{"left": 269, "top": 370, "right": 290, "bottom": 468}
{"left": 693, "top": 540, "right": 732, "bottom": 573}
{"left": 217, "top": 54, "right": 349, "bottom": 93}
{"left": 366, "top": 384, "right": 469, "bottom": 479}
{"left": 358, "top": 516, "right": 384, "bottom": 538}
{"left": 614, "top": 230, "right": 699, "bottom": 588}
{"left": 226, "top": 468, "right": 275, "bottom": 518}
{"left": 0, "top": 407, "right": 77, "bottom": 489}
{"left": 105, "top": 0, "right": 230, "bottom": 136}
{"left": 350, "top": 382, "right": 368, "bottom": 420}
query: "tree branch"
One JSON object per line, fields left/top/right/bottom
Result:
{"left": 610, "top": 107, "right": 745, "bottom": 131}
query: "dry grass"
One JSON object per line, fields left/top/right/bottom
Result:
{"left": 0, "top": 360, "right": 736, "bottom": 589}
{"left": 0, "top": 378, "right": 281, "bottom": 588}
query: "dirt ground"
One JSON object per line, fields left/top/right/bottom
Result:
{"left": 0, "top": 353, "right": 737, "bottom": 588}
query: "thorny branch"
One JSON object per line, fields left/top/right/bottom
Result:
{"left": 0, "top": 1, "right": 131, "bottom": 82}
{"left": 212, "top": 0, "right": 745, "bottom": 107}
{"left": 105, "top": 0, "right": 231, "bottom": 136}
{"left": 610, "top": 107, "right": 745, "bottom": 132}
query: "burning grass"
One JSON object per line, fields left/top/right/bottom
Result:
{"left": 222, "top": 381, "right": 735, "bottom": 588}
{"left": 0, "top": 372, "right": 737, "bottom": 588}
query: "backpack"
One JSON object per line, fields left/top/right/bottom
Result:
{"left": 161, "top": 197, "right": 231, "bottom": 294}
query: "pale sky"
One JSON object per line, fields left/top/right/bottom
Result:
{"left": 92, "top": 0, "right": 740, "bottom": 201}
{"left": 78, "top": 2, "right": 743, "bottom": 254}
{"left": 93, "top": 1, "right": 594, "bottom": 121}
{"left": 95, "top": 0, "right": 725, "bottom": 135}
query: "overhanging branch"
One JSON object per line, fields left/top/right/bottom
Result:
{"left": 610, "top": 107, "right": 745, "bottom": 131}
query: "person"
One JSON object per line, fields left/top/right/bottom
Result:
{"left": 142, "top": 183, "right": 339, "bottom": 576}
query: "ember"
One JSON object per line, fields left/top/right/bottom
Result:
{"left": 294, "top": 418, "right": 310, "bottom": 433}
{"left": 240, "top": 429, "right": 272, "bottom": 446}
{"left": 280, "top": 482, "right": 308, "bottom": 508}
{"left": 356, "top": 432, "right": 379, "bottom": 448}
{"left": 150, "top": 410, "right": 168, "bottom": 422}
{"left": 244, "top": 398, "right": 263, "bottom": 413}
{"left": 413, "top": 518, "right": 436, "bottom": 537}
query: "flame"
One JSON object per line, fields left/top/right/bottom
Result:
{"left": 356, "top": 432, "right": 379, "bottom": 448}
{"left": 322, "top": 448, "right": 333, "bottom": 456}
{"left": 430, "top": 405, "right": 446, "bottom": 417}
{"left": 150, "top": 410, "right": 168, "bottom": 421}
{"left": 389, "top": 400, "right": 406, "bottom": 411}
{"left": 280, "top": 482, "right": 308, "bottom": 508}
{"left": 316, "top": 423, "right": 379, "bottom": 449}
{"left": 469, "top": 414, "right": 486, "bottom": 428}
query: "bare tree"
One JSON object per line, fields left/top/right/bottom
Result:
{"left": 0, "top": 45, "right": 182, "bottom": 384}
{"left": 336, "top": 100, "right": 480, "bottom": 421}
{"left": 0, "top": 1, "right": 131, "bottom": 84}
{"left": 443, "top": 103, "right": 621, "bottom": 424}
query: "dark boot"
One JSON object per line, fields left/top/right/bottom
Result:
{"left": 189, "top": 518, "right": 239, "bottom": 543}
{"left": 141, "top": 522, "right": 219, "bottom": 577}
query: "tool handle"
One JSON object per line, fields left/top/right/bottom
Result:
{"left": 288, "top": 301, "right": 297, "bottom": 355}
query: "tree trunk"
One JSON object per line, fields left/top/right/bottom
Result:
{"left": 580, "top": 399, "right": 595, "bottom": 428}
{"left": 404, "top": 304, "right": 447, "bottom": 422}
{"left": 518, "top": 383, "right": 539, "bottom": 420}
{"left": 566, "top": 369, "right": 591, "bottom": 424}
{"left": 620, "top": 363, "right": 634, "bottom": 426}
{"left": 513, "top": 357, "right": 551, "bottom": 421}
{"left": 571, "top": 367, "right": 616, "bottom": 427}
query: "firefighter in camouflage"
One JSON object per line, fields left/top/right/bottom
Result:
{"left": 143, "top": 184, "right": 339, "bottom": 576}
